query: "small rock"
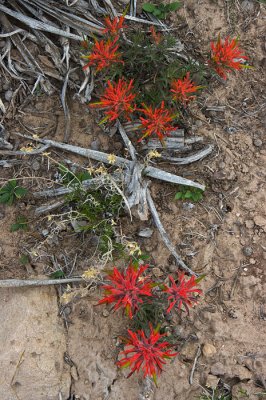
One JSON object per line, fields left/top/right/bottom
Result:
{"left": 206, "top": 374, "right": 220, "bottom": 389}
{"left": 138, "top": 228, "right": 154, "bottom": 238}
{"left": 253, "top": 138, "right": 263, "bottom": 147}
{"left": 242, "top": 164, "right": 249, "bottom": 173}
{"left": 254, "top": 215, "right": 266, "bottom": 230}
{"left": 168, "top": 264, "right": 177, "bottom": 273}
{"left": 183, "top": 202, "right": 195, "bottom": 211}
{"left": 32, "top": 160, "right": 41, "bottom": 171}
{"left": 152, "top": 267, "right": 163, "bottom": 277}
{"left": 241, "top": 0, "right": 255, "bottom": 12}
{"left": 102, "top": 309, "right": 109, "bottom": 317}
{"left": 243, "top": 246, "right": 253, "bottom": 257}
{"left": 210, "top": 362, "right": 225, "bottom": 376}
{"left": 249, "top": 258, "right": 256, "bottom": 265}
{"left": 70, "top": 365, "right": 79, "bottom": 381}
{"left": 203, "top": 343, "right": 217, "bottom": 358}
{"left": 114, "top": 141, "right": 123, "bottom": 151}
{"left": 245, "top": 220, "right": 254, "bottom": 229}
{"left": 4, "top": 90, "right": 13, "bottom": 102}
{"left": 41, "top": 229, "right": 49, "bottom": 237}
{"left": 0, "top": 40, "right": 6, "bottom": 48}
{"left": 90, "top": 139, "right": 100, "bottom": 150}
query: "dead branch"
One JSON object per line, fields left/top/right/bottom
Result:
{"left": 0, "top": 277, "right": 84, "bottom": 288}
{"left": 13, "top": 133, "right": 205, "bottom": 190}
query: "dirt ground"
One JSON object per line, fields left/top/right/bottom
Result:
{"left": 0, "top": 0, "right": 265, "bottom": 399}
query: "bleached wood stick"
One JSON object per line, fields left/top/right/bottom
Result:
{"left": 14, "top": 133, "right": 205, "bottom": 190}
{"left": 0, "top": 277, "right": 84, "bottom": 288}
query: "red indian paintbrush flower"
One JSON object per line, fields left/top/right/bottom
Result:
{"left": 102, "top": 16, "right": 126, "bottom": 36}
{"left": 138, "top": 101, "right": 176, "bottom": 141}
{"left": 83, "top": 37, "right": 123, "bottom": 72}
{"left": 98, "top": 264, "right": 153, "bottom": 318}
{"left": 210, "top": 35, "right": 248, "bottom": 79}
{"left": 171, "top": 72, "right": 202, "bottom": 103}
{"left": 149, "top": 26, "right": 162, "bottom": 45}
{"left": 117, "top": 325, "right": 177, "bottom": 383}
{"left": 90, "top": 79, "right": 136, "bottom": 122}
{"left": 164, "top": 272, "right": 202, "bottom": 314}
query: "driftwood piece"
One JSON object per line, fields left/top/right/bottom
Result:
{"left": 161, "top": 144, "right": 214, "bottom": 165}
{"left": 0, "top": 277, "right": 84, "bottom": 288}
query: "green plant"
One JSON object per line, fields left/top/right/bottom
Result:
{"left": 10, "top": 215, "right": 28, "bottom": 232}
{"left": 58, "top": 164, "right": 124, "bottom": 259}
{"left": 175, "top": 185, "right": 204, "bottom": 202}
{"left": 19, "top": 254, "right": 30, "bottom": 265}
{"left": 0, "top": 179, "right": 27, "bottom": 205}
{"left": 199, "top": 387, "right": 231, "bottom": 400}
{"left": 142, "top": 2, "right": 181, "bottom": 19}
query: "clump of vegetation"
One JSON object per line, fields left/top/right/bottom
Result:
{"left": 99, "top": 262, "right": 203, "bottom": 383}
{"left": 0, "top": 179, "right": 27, "bottom": 205}
{"left": 175, "top": 185, "right": 204, "bottom": 202}
{"left": 142, "top": 2, "right": 182, "bottom": 20}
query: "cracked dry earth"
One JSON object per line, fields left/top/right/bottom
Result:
{"left": 0, "top": 0, "right": 266, "bottom": 399}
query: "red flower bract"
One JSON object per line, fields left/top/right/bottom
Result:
{"left": 117, "top": 325, "right": 177, "bottom": 383}
{"left": 83, "top": 37, "right": 123, "bottom": 72}
{"left": 149, "top": 26, "right": 162, "bottom": 45}
{"left": 171, "top": 72, "right": 202, "bottom": 103}
{"left": 138, "top": 101, "right": 176, "bottom": 141}
{"left": 102, "top": 16, "right": 126, "bottom": 36}
{"left": 164, "top": 272, "right": 202, "bottom": 314}
{"left": 210, "top": 36, "right": 248, "bottom": 79}
{"left": 98, "top": 264, "right": 153, "bottom": 318}
{"left": 90, "top": 79, "right": 136, "bottom": 122}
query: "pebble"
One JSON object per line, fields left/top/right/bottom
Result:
{"left": 168, "top": 264, "right": 177, "bottom": 273}
{"left": 210, "top": 362, "right": 225, "bottom": 376}
{"left": 152, "top": 267, "right": 164, "bottom": 277}
{"left": 253, "top": 138, "right": 263, "bottom": 147}
{"left": 41, "top": 229, "right": 49, "bottom": 237}
{"left": 241, "top": 0, "right": 255, "bottom": 12}
{"left": 0, "top": 40, "right": 6, "bottom": 48}
{"left": 102, "top": 309, "right": 109, "bottom": 317}
{"left": 70, "top": 365, "right": 79, "bottom": 381}
{"left": 4, "top": 90, "right": 13, "bottom": 102}
{"left": 249, "top": 258, "right": 256, "bottom": 265}
{"left": 2, "top": 83, "right": 10, "bottom": 91}
{"left": 203, "top": 343, "right": 217, "bottom": 358}
{"left": 245, "top": 220, "right": 254, "bottom": 229}
{"left": 243, "top": 246, "right": 253, "bottom": 257}
{"left": 138, "top": 228, "right": 153, "bottom": 238}
{"left": 90, "top": 139, "right": 100, "bottom": 151}
{"left": 32, "top": 161, "right": 41, "bottom": 171}
{"left": 206, "top": 374, "right": 219, "bottom": 389}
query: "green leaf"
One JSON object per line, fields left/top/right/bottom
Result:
{"left": 19, "top": 254, "right": 29, "bottom": 265}
{"left": 0, "top": 192, "right": 12, "bottom": 204}
{"left": 174, "top": 192, "right": 183, "bottom": 200}
{"left": 77, "top": 171, "right": 92, "bottom": 182}
{"left": 14, "top": 186, "right": 27, "bottom": 199}
{"left": 195, "top": 274, "right": 206, "bottom": 284}
{"left": 167, "top": 2, "right": 181, "bottom": 11}
{"left": 152, "top": 8, "right": 161, "bottom": 16}
{"left": 8, "top": 179, "right": 17, "bottom": 189}
{"left": 142, "top": 3, "right": 156, "bottom": 12}
{"left": 49, "top": 270, "right": 65, "bottom": 279}
{"left": 10, "top": 216, "right": 28, "bottom": 232}
{"left": 184, "top": 191, "right": 192, "bottom": 199}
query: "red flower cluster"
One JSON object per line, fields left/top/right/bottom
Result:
{"left": 98, "top": 264, "right": 153, "bottom": 318}
{"left": 171, "top": 72, "right": 202, "bottom": 103}
{"left": 164, "top": 272, "right": 202, "bottom": 314}
{"left": 90, "top": 79, "right": 136, "bottom": 122}
{"left": 210, "top": 36, "right": 248, "bottom": 79}
{"left": 138, "top": 101, "right": 176, "bottom": 141}
{"left": 102, "top": 16, "right": 126, "bottom": 36}
{"left": 117, "top": 325, "right": 177, "bottom": 382}
{"left": 83, "top": 37, "right": 123, "bottom": 72}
